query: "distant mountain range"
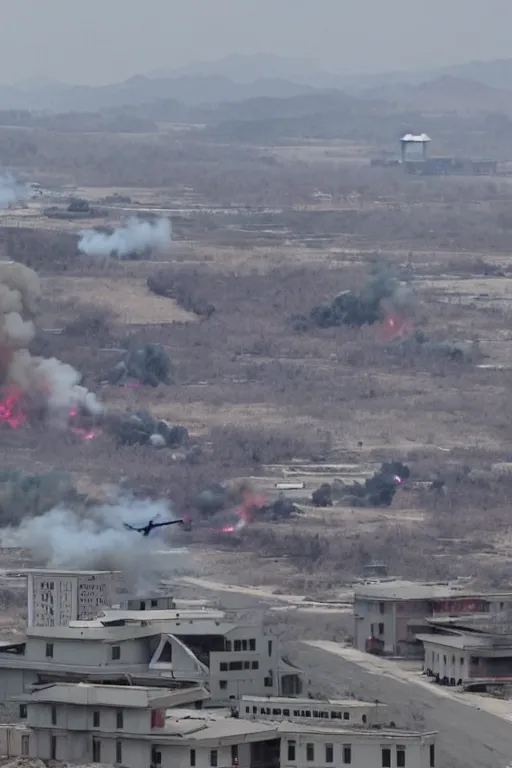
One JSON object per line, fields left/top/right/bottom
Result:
{"left": 2, "top": 54, "right": 512, "bottom": 114}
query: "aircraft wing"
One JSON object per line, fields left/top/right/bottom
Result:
{"left": 123, "top": 523, "right": 140, "bottom": 532}
{"left": 152, "top": 519, "right": 184, "bottom": 529}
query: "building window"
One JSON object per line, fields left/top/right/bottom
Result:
{"left": 111, "top": 646, "right": 121, "bottom": 660}
{"left": 249, "top": 639, "right": 256, "bottom": 651}
{"left": 45, "top": 643, "right": 53, "bottom": 658}
{"left": 382, "top": 748, "right": 391, "bottom": 768}
{"left": 362, "top": 714, "right": 367, "bottom": 724}
{"left": 19, "top": 704, "right": 27, "bottom": 719}
{"left": 343, "top": 745, "right": 352, "bottom": 765}
{"left": 379, "top": 602, "right": 385, "bottom": 614}
{"left": 151, "top": 746, "right": 162, "bottom": 766}
{"left": 225, "top": 640, "right": 232, "bottom": 651}
{"left": 151, "top": 599, "right": 158, "bottom": 608}
{"left": 220, "top": 662, "right": 228, "bottom": 671}
{"left": 21, "top": 735, "right": 29, "bottom": 756}
{"left": 252, "top": 661, "right": 259, "bottom": 669}
{"left": 287, "top": 741, "right": 296, "bottom": 761}
{"left": 51, "top": 705, "right": 57, "bottom": 726}
{"left": 397, "top": 746, "right": 406, "bottom": 767}
{"left": 116, "top": 741, "right": 123, "bottom": 764}
{"left": 231, "top": 745, "right": 239, "bottom": 765}
{"left": 234, "top": 640, "right": 241, "bottom": 652}
{"left": 93, "top": 711, "right": 100, "bottom": 728}
{"left": 343, "top": 711, "right": 350, "bottom": 720}
{"left": 92, "top": 738, "right": 101, "bottom": 763}
{"left": 378, "top": 623, "right": 384, "bottom": 635}
{"left": 443, "top": 655, "right": 447, "bottom": 665}
{"left": 219, "top": 680, "right": 227, "bottom": 690}
{"left": 229, "top": 661, "right": 243, "bottom": 671}
{"left": 190, "top": 749, "right": 196, "bottom": 766}
{"left": 283, "top": 709, "right": 290, "bottom": 716}
{"left": 306, "top": 743, "right": 314, "bottom": 761}
{"left": 116, "top": 710, "right": 123, "bottom": 730}
{"left": 210, "top": 749, "right": 218, "bottom": 767}
{"left": 244, "top": 661, "right": 250, "bottom": 669}
{"left": 452, "top": 655, "right": 455, "bottom": 665}
{"left": 51, "top": 736, "right": 57, "bottom": 761}
{"left": 268, "top": 640, "right": 273, "bottom": 657}
{"left": 429, "top": 744, "right": 435, "bottom": 767}
{"left": 460, "top": 657, "right": 465, "bottom": 666}
{"left": 242, "top": 640, "right": 248, "bottom": 651}
{"left": 325, "top": 743, "right": 334, "bottom": 763}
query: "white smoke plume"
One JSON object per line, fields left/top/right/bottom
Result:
{"left": 0, "top": 261, "right": 102, "bottom": 422}
{"left": 0, "top": 171, "right": 29, "bottom": 210}
{"left": 78, "top": 217, "right": 171, "bottom": 260}
{"left": 2, "top": 496, "right": 188, "bottom": 593}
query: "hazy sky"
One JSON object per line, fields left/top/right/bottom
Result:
{"left": 3, "top": 0, "right": 512, "bottom": 85}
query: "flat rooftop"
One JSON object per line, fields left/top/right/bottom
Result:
{"left": 8, "top": 569, "right": 120, "bottom": 576}
{"left": 417, "top": 633, "right": 512, "bottom": 651}
{"left": 355, "top": 580, "right": 512, "bottom": 602}
{"left": 15, "top": 682, "right": 209, "bottom": 709}
{"left": 241, "top": 695, "right": 373, "bottom": 708}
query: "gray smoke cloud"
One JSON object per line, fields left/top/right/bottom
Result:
{"left": 78, "top": 217, "right": 171, "bottom": 260}
{"left": 2, "top": 495, "right": 190, "bottom": 593}
{"left": 0, "top": 171, "right": 29, "bottom": 210}
{"left": 0, "top": 261, "right": 102, "bottom": 423}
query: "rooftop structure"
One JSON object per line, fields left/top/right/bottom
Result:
{"left": 400, "top": 133, "right": 430, "bottom": 162}
{"left": 418, "top": 632, "right": 512, "bottom": 687}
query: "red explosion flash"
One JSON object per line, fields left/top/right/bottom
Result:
{"left": 219, "top": 491, "right": 267, "bottom": 534}
{"left": 67, "top": 408, "right": 102, "bottom": 441}
{"left": 0, "top": 386, "right": 26, "bottom": 428}
{"left": 377, "top": 312, "right": 413, "bottom": 342}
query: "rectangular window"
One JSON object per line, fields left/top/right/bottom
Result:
{"left": 231, "top": 745, "right": 238, "bottom": 764}
{"left": 229, "top": 661, "right": 243, "bottom": 671}
{"left": 21, "top": 735, "right": 29, "bottom": 756}
{"left": 92, "top": 738, "right": 101, "bottom": 763}
{"left": 325, "top": 743, "right": 334, "bottom": 763}
{"left": 306, "top": 743, "right": 314, "bottom": 762}
{"left": 234, "top": 640, "right": 241, "bottom": 652}
{"left": 244, "top": 661, "right": 250, "bottom": 669}
{"left": 268, "top": 640, "right": 273, "bottom": 656}
{"left": 382, "top": 748, "right": 391, "bottom": 768}
{"left": 249, "top": 638, "right": 256, "bottom": 651}
{"left": 252, "top": 661, "right": 259, "bottom": 669}
{"left": 264, "top": 677, "right": 273, "bottom": 687}
{"left": 379, "top": 602, "right": 385, "bottom": 614}
{"left": 116, "top": 710, "right": 123, "bottom": 730}
{"left": 220, "top": 662, "right": 228, "bottom": 671}
{"left": 93, "top": 711, "right": 100, "bottom": 728}
{"left": 225, "top": 640, "right": 232, "bottom": 651}
{"left": 51, "top": 736, "right": 57, "bottom": 761}
{"left": 45, "top": 643, "right": 53, "bottom": 659}
{"left": 115, "top": 741, "right": 122, "bottom": 765}
{"left": 397, "top": 746, "right": 406, "bottom": 768}
{"left": 343, "top": 711, "right": 350, "bottom": 720}
{"left": 111, "top": 646, "right": 121, "bottom": 660}
{"left": 151, "top": 746, "right": 162, "bottom": 766}
{"left": 242, "top": 640, "right": 248, "bottom": 650}
{"left": 19, "top": 704, "right": 27, "bottom": 719}
{"left": 210, "top": 749, "right": 218, "bottom": 767}
{"left": 51, "top": 705, "right": 57, "bottom": 726}
{"left": 219, "top": 680, "right": 227, "bottom": 690}
{"left": 287, "top": 741, "right": 296, "bottom": 761}
{"left": 343, "top": 745, "right": 352, "bottom": 765}
{"left": 283, "top": 708, "right": 290, "bottom": 716}
{"left": 429, "top": 744, "right": 435, "bottom": 767}
{"left": 190, "top": 749, "right": 196, "bottom": 766}
{"left": 379, "top": 623, "right": 384, "bottom": 635}
{"left": 151, "top": 599, "right": 158, "bottom": 608}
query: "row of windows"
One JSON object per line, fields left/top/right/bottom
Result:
{"left": 189, "top": 746, "right": 238, "bottom": 767}
{"left": 225, "top": 639, "right": 257, "bottom": 652}
{"left": 220, "top": 661, "right": 259, "bottom": 672}
{"left": 429, "top": 652, "right": 465, "bottom": 666}
{"left": 287, "top": 741, "right": 435, "bottom": 767}
{"left": 45, "top": 643, "right": 122, "bottom": 660}
{"left": 248, "top": 706, "right": 357, "bottom": 721}
{"left": 42, "top": 706, "right": 125, "bottom": 730}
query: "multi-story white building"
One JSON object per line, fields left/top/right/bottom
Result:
{"left": 11, "top": 569, "right": 120, "bottom": 628}
{"left": 0, "top": 591, "right": 303, "bottom": 707}
{"left": 239, "top": 695, "right": 387, "bottom": 728}
{"left": 7, "top": 683, "right": 437, "bottom": 768}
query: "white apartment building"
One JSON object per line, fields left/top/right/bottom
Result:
{"left": 12, "top": 569, "right": 120, "bottom": 628}
{"left": 8, "top": 683, "right": 437, "bottom": 768}
{"left": 0, "top": 594, "right": 303, "bottom": 707}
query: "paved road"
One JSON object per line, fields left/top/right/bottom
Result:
{"left": 292, "top": 643, "right": 512, "bottom": 768}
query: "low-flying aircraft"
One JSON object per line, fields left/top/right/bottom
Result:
{"left": 123, "top": 518, "right": 184, "bottom": 537}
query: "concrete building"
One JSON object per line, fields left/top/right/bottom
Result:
{"left": 8, "top": 683, "right": 438, "bottom": 768}
{"left": 0, "top": 601, "right": 302, "bottom": 707}
{"left": 11, "top": 569, "right": 120, "bottom": 628}
{"left": 353, "top": 580, "right": 512, "bottom": 656}
{"left": 239, "top": 695, "right": 386, "bottom": 727}
{"left": 419, "top": 632, "right": 512, "bottom": 686}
